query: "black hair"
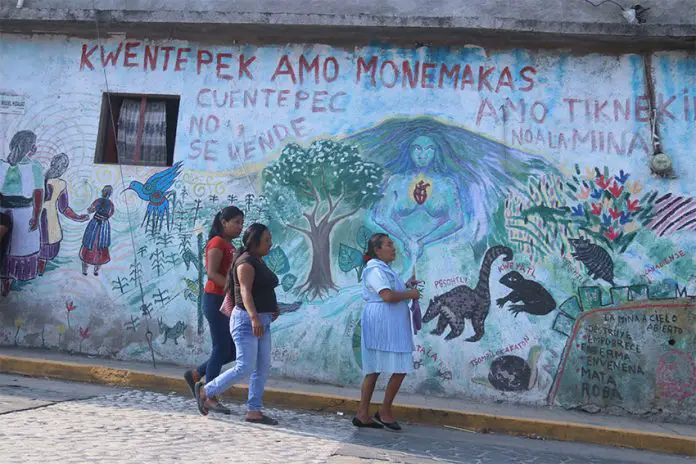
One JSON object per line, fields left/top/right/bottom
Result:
{"left": 364, "top": 233, "right": 389, "bottom": 263}
{"left": 226, "top": 222, "right": 269, "bottom": 297}
{"left": 208, "top": 206, "right": 244, "bottom": 242}
{"left": 8, "top": 130, "right": 36, "bottom": 166}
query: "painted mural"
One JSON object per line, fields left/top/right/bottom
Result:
{"left": 1, "top": 34, "right": 695, "bottom": 419}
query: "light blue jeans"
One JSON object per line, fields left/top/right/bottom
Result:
{"left": 203, "top": 308, "right": 273, "bottom": 412}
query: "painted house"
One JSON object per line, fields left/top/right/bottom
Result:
{"left": 1, "top": 0, "right": 696, "bottom": 421}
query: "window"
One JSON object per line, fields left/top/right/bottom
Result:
{"left": 95, "top": 93, "right": 180, "bottom": 167}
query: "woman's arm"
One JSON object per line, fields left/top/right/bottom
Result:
{"left": 237, "top": 263, "right": 264, "bottom": 337}
{"left": 29, "top": 188, "right": 43, "bottom": 231}
{"left": 57, "top": 190, "right": 89, "bottom": 222}
{"left": 378, "top": 288, "right": 419, "bottom": 303}
{"left": 371, "top": 177, "right": 410, "bottom": 240}
{"left": 366, "top": 268, "right": 420, "bottom": 303}
{"left": 205, "top": 248, "right": 227, "bottom": 288}
{"left": 87, "top": 200, "right": 98, "bottom": 214}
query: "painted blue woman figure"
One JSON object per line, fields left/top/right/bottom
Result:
{"left": 39, "top": 153, "right": 89, "bottom": 276}
{"left": 79, "top": 185, "right": 114, "bottom": 276}
{"left": 372, "top": 133, "right": 464, "bottom": 260}
{"left": 353, "top": 233, "right": 420, "bottom": 431}
{"left": 346, "top": 117, "right": 550, "bottom": 260}
{"left": 0, "top": 130, "right": 44, "bottom": 296}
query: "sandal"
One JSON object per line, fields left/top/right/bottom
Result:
{"left": 194, "top": 381, "right": 209, "bottom": 416}
{"left": 208, "top": 398, "right": 231, "bottom": 415}
{"left": 245, "top": 414, "right": 278, "bottom": 425}
{"left": 352, "top": 416, "right": 384, "bottom": 429}
{"left": 373, "top": 412, "right": 401, "bottom": 431}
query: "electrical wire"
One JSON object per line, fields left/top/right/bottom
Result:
{"left": 89, "top": 1, "right": 157, "bottom": 368}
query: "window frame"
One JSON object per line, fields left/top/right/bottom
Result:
{"left": 94, "top": 92, "right": 180, "bottom": 167}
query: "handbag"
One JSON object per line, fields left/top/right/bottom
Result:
{"left": 219, "top": 292, "right": 234, "bottom": 317}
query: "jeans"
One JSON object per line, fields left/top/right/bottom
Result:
{"left": 204, "top": 308, "right": 273, "bottom": 412}
{"left": 197, "top": 292, "right": 236, "bottom": 383}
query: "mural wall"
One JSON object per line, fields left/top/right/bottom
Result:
{"left": 1, "top": 34, "right": 695, "bottom": 419}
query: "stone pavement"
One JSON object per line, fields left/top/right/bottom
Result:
{"left": 0, "top": 374, "right": 694, "bottom": 464}
{"left": 2, "top": 346, "right": 696, "bottom": 458}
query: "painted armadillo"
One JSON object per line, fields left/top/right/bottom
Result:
{"left": 569, "top": 238, "right": 615, "bottom": 286}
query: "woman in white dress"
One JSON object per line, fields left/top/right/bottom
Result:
{"left": 353, "top": 233, "right": 420, "bottom": 431}
{"left": 0, "top": 130, "right": 44, "bottom": 296}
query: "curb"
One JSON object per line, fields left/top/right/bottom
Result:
{"left": 1, "top": 354, "right": 694, "bottom": 456}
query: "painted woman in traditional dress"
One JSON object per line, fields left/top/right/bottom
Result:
{"left": 0, "top": 130, "right": 44, "bottom": 296}
{"left": 38, "top": 153, "right": 89, "bottom": 275}
{"left": 79, "top": 185, "right": 114, "bottom": 276}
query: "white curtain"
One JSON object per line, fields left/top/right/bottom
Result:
{"left": 117, "top": 99, "right": 168, "bottom": 166}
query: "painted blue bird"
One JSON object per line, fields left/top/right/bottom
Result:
{"left": 125, "top": 161, "right": 183, "bottom": 234}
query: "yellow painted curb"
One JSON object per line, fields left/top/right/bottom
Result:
{"left": 1, "top": 354, "right": 694, "bottom": 456}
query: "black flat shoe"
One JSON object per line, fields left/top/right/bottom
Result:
{"left": 245, "top": 414, "right": 278, "bottom": 425}
{"left": 373, "top": 412, "right": 401, "bottom": 431}
{"left": 183, "top": 370, "right": 196, "bottom": 398}
{"left": 352, "top": 416, "right": 383, "bottom": 428}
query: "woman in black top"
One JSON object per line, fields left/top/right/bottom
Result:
{"left": 195, "top": 223, "right": 280, "bottom": 425}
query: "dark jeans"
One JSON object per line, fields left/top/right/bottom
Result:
{"left": 197, "top": 292, "right": 236, "bottom": 383}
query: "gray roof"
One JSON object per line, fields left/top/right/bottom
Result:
{"left": 1, "top": 0, "right": 695, "bottom": 48}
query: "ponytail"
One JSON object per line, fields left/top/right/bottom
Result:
{"left": 208, "top": 205, "right": 244, "bottom": 242}
{"left": 208, "top": 212, "right": 223, "bottom": 242}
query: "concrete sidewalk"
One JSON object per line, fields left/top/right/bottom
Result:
{"left": 1, "top": 347, "right": 695, "bottom": 457}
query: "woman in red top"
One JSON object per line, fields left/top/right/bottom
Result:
{"left": 184, "top": 205, "right": 244, "bottom": 414}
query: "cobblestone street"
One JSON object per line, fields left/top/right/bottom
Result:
{"left": 0, "top": 374, "right": 693, "bottom": 464}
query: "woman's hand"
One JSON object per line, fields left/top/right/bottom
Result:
{"left": 407, "top": 288, "right": 421, "bottom": 300}
{"left": 251, "top": 314, "right": 264, "bottom": 337}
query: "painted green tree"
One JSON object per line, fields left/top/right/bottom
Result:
{"left": 263, "top": 140, "right": 383, "bottom": 299}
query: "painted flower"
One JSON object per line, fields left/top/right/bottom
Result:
{"left": 578, "top": 187, "right": 590, "bottom": 200}
{"left": 609, "top": 208, "right": 622, "bottom": 220}
{"left": 596, "top": 175, "right": 610, "bottom": 190}
{"left": 619, "top": 212, "right": 631, "bottom": 225}
{"left": 604, "top": 227, "right": 620, "bottom": 241}
{"left": 591, "top": 188, "right": 603, "bottom": 200}
{"left": 79, "top": 327, "right": 90, "bottom": 339}
{"left": 601, "top": 213, "right": 612, "bottom": 227}
{"left": 56, "top": 324, "right": 66, "bottom": 335}
{"left": 571, "top": 204, "right": 585, "bottom": 216}
{"left": 608, "top": 181, "right": 624, "bottom": 198}
{"left": 627, "top": 180, "right": 643, "bottom": 195}
{"left": 584, "top": 167, "right": 596, "bottom": 180}
{"left": 627, "top": 198, "right": 640, "bottom": 212}
{"left": 614, "top": 169, "right": 630, "bottom": 184}
{"left": 14, "top": 317, "right": 24, "bottom": 329}
{"left": 66, "top": 301, "right": 76, "bottom": 313}
{"left": 591, "top": 203, "right": 603, "bottom": 215}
